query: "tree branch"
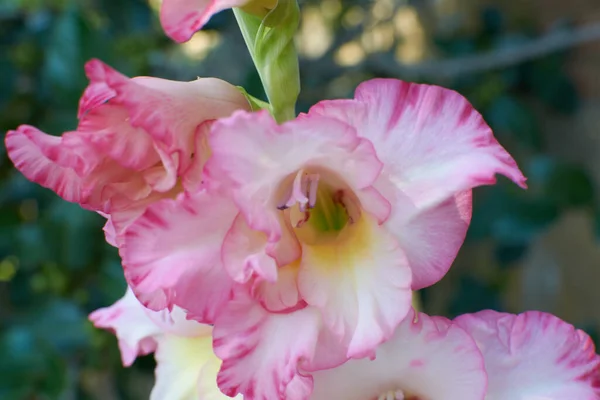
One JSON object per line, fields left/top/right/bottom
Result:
{"left": 371, "top": 22, "right": 600, "bottom": 81}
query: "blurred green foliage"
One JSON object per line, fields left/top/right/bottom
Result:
{"left": 1, "top": 0, "right": 167, "bottom": 398}
{"left": 0, "top": 0, "right": 597, "bottom": 398}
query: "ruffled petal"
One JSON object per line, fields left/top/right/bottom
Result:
{"left": 141, "top": 143, "right": 179, "bottom": 193}
{"left": 160, "top": 0, "right": 248, "bottom": 43}
{"left": 455, "top": 310, "right": 600, "bottom": 399}
{"left": 91, "top": 288, "right": 225, "bottom": 399}
{"left": 5, "top": 126, "right": 86, "bottom": 204}
{"left": 152, "top": 334, "right": 237, "bottom": 400}
{"left": 145, "top": 305, "right": 213, "bottom": 338}
{"left": 84, "top": 59, "right": 249, "bottom": 174}
{"left": 102, "top": 217, "right": 118, "bottom": 247}
{"left": 251, "top": 262, "right": 302, "bottom": 312}
{"left": 121, "top": 190, "right": 238, "bottom": 322}
{"left": 222, "top": 211, "right": 301, "bottom": 292}
{"left": 181, "top": 119, "right": 213, "bottom": 192}
{"left": 77, "top": 104, "right": 159, "bottom": 171}
{"left": 104, "top": 184, "right": 181, "bottom": 246}
{"left": 213, "top": 294, "right": 323, "bottom": 400}
{"left": 222, "top": 213, "right": 278, "bottom": 284}
{"left": 298, "top": 215, "right": 412, "bottom": 358}
{"left": 311, "top": 310, "right": 487, "bottom": 400}
{"left": 312, "top": 78, "right": 526, "bottom": 210}
{"left": 7, "top": 124, "right": 166, "bottom": 216}
{"left": 78, "top": 81, "right": 115, "bottom": 118}
{"left": 89, "top": 288, "right": 161, "bottom": 367}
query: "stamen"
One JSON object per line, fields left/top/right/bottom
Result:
{"left": 277, "top": 183, "right": 293, "bottom": 210}
{"left": 277, "top": 170, "right": 321, "bottom": 211}
{"left": 289, "top": 169, "right": 308, "bottom": 207}
{"left": 298, "top": 174, "right": 310, "bottom": 212}
{"left": 276, "top": 170, "right": 304, "bottom": 210}
{"left": 307, "top": 174, "right": 320, "bottom": 208}
{"left": 333, "top": 190, "right": 361, "bottom": 224}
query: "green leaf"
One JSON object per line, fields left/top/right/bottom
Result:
{"left": 233, "top": 0, "right": 300, "bottom": 122}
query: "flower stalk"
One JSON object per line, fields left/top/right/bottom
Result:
{"left": 233, "top": 0, "right": 300, "bottom": 122}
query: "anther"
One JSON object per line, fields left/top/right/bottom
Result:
{"left": 295, "top": 211, "right": 310, "bottom": 228}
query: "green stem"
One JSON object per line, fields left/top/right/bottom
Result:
{"left": 232, "top": 2, "right": 300, "bottom": 123}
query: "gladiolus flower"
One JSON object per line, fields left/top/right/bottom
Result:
{"left": 161, "top": 0, "right": 278, "bottom": 43}
{"left": 310, "top": 309, "right": 487, "bottom": 400}
{"left": 122, "top": 78, "right": 526, "bottom": 398}
{"left": 309, "top": 310, "right": 600, "bottom": 399}
{"left": 5, "top": 59, "right": 250, "bottom": 247}
{"left": 89, "top": 288, "right": 238, "bottom": 400}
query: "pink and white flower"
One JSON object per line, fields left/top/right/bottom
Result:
{"left": 310, "top": 309, "right": 487, "bottom": 400}
{"left": 122, "top": 78, "right": 526, "bottom": 398}
{"left": 455, "top": 310, "right": 600, "bottom": 399}
{"left": 90, "top": 288, "right": 238, "bottom": 400}
{"left": 160, "top": 0, "right": 278, "bottom": 43}
{"left": 310, "top": 310, "right": 600, "bottom": 400}
{"left": 5, "top": 59, "right": 250, "bottom": 246}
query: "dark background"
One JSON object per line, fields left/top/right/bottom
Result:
{"left": 1, "top": 0, "right": 600, "bottom": 398}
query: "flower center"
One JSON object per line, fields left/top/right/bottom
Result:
{"left": 277, "top": 169, "right": 360, "bottom": 245}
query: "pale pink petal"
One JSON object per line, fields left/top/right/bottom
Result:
{"left": 250, "top": 262, "right": 302, "bottom": 312}
{"left": 104, "top": 184, "right": 182, "bottom": 247}
{"left": 128, "top": 284, "right": 173, "bottom": 314}
{"left": 205, "top": 109, "right": 383, "bottom": 247}
{"left": 121, "top": 190, "right": 238, "bottom": 322}
{"left": 91, "top": 288, "right": 223, "bottom": 398}
{"left": 221, "top": 211, "right": 301, "bottom": 291}
{"left": 395, "top": 190, "right": 472, "bottom": 289}
{"left": 264, "top": 211, "right": 302, "bottom": 267}
{"left": 103, "top": 192, "right": 173, "bottom": 247}
{"left": 56, "top": 131, "right": 156, "bottom": 213}
{"left": 181, "top": 119, "right": 214, "bottom": 192}
{"left": 160, "top": 0, "right": 248, "bottom": 43}
{"left": 102, "top": 217, "right": 118, "bottom": 247}
{"left": 297, "top": 215, "right": 412, "bottom": 358}
{"left": 5, "top": 126, "right": 86, "bottom": 204}
{"left": 455, "top": 310, "right": 600, "bottom": 399}
{"left": 213, "top": 294, "right": 323, "bottom": 399}
{"left": 89, "top": 288, "right": 161, "bottom": 366}
{"left": 311, "top": 310, "right": 487, "bottom": 400}
{"left": 142, "top": 143, "right": 179, "bottom": 193}
{"left": 85, "top": 59, "right": 250, "bottom": 174}
{"left": 222, "top": 213, "right": 278, "bottom": 284}
{"left": 58, "top": 131, "right": 119, "bottom": 177}
{"left": 145, "top": 305, "right": 213, "bottom": 338}
{"left": 152, "top": 334, "right": 239, "bottom": 400}
{"left": 91, "top": 171, "right": 151, "bottom": 213}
